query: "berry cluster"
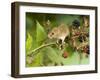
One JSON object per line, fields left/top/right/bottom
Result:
{"left": 71, "top": 19, "right": 89, "bottom": 57}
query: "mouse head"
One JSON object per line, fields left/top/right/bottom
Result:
{"left": 48, "top": 27, "right": 59, "bottom": 39}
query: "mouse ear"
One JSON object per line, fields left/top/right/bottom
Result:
{"left": 60, "top": 23, "right": 65, "bottom": 27}
{"left": 53, "top": 27, "right": 58, "bottom": 31}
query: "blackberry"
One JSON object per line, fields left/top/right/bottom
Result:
{"left": 72, "top": 19, "right": 80, "bottom": 28}
{"left": 86, "top": 33, "right": 89, "bottom": 37}
{"left": 78, "top": 35, "right": 86, "bottom": 42}
{"left": 83, "top": 45, "right": 90, "bottom": 54}
{"left": 86, "top": 45, "right": 89, "bottom": 54}
{"left": 62, "top": 51, "right": 68, "bottom": 58}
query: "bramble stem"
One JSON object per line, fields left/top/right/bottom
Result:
{"left": 27, "top": 43, "right": 56, "bottom": 56}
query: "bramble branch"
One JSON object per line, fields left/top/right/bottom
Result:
{"left": 27, "top": 43, "right": 56, "bottom": 56}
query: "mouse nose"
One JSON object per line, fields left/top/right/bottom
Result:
{"left": 48, "top": 34, "right": 53, "bottom": 39}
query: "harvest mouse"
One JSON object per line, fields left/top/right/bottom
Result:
{"left": 48, "top": 23, "right": 70, "bottom": 44}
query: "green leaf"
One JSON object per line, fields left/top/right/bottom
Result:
{"left": 26, "top": 17, "right": 33, "bottom": 29}
{"left": 42, "top": 47, "right": 61, "bottom": 65}
{"left": 61, "top": 52, "right": 89, "bottom": 65}
{"left": 26, "top": 32, "right": 32, "bottom": 54}
{"left": 26, "top": 52, "right": 43, "bottom": 67}
{"left": 81, "top": 54, "right": 89, "bottom": 64}
{"left": 36, "top": 21, "right": 47, "bottom": 44}
{"left": 62, "top": 52, "right": 80, "bottom": 65}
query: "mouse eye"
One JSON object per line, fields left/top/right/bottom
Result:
{"left": 51, "top": 32, "right": 54, "bottom": 35}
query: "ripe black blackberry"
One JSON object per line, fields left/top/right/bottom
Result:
{"left": 72, "top": 19, "right": 80, "bottom": 28}
{"left": 86, "top": 45, "right": 89, "bottom": 54}
{"left": 78, "top": 35, "right": 86, "bottom": 42}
